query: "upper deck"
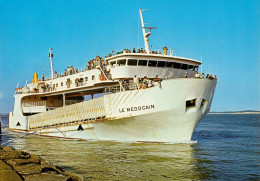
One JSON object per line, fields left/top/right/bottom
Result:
{"left": 106, "top": 52, "right": 201, "bottom": 64}
{"left": 15, "top": 49, "right": 202, "bottom": 96}
{"left": 105, "top": 51, "right": 201, "bottom": 80}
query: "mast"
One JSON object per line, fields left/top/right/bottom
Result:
{"left": 139, "top": 8, "right": 156, "bottom": 54}
{"left": 49, "top": 48, "right": 54, "bottom": 79}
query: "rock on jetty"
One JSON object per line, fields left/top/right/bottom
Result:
{"left": 0, "top": 144, "right": 83, "bottom": 181}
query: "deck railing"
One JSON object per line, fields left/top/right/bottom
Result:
{"left": 22, "top": 101, "right": 46, "bottom": 107}
{"left": 28, "top": 96, "right": 106, "bottom": 129}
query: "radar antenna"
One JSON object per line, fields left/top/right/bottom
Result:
{"left": 139, "top": 8, "right": 156, "bottom": 54}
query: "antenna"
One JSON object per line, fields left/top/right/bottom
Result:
{"left": 49, "top": 48, "right": 54, "bottom": 79}
{"left": 139, "top": 8, "right": 156, "bottom": 54}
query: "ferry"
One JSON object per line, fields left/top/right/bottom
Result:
{"left": 9, "top": 8, "right": 217, "bottom": 143}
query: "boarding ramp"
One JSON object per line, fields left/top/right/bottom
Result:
{"left": 28, "top": 97, "right": 106, "bottom": 129}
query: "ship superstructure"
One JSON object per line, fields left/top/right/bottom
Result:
{"left": 9, "top": 8, "right": 217, "bottom": 143}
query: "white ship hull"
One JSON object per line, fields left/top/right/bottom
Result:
{"left": 9, "top": 78, "right": 216, "bottom": 143}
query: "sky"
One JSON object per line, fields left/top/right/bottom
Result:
{"left": 0, "top": 0, "right": 259, "bottom": 113}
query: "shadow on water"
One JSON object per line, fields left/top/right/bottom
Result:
{"left": 1, "top": 128, "right": 216, "bottom": 180}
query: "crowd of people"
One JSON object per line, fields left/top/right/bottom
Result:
{"left": 121, "top": 75, "right": 161, "bottom": 90}
{"left": 86, "top": 56, "right": 108, "bottom": 71}
{"left": 40, "top": 47, "right": 167, "bottom": 81}
{"left": 105, "top": 48, "right": 162, "bottom": 57}
{"left": 184, "top": 71, "right": 217, "bottom": 80}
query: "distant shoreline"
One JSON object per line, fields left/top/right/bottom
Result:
{"left": 0, "top": 114, "right": 9, "bottom": 119}
{"left": 208, "top": 112, "right": 260, "bottom": 115}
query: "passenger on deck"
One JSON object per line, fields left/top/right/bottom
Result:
{"left": 42, "top": 74, "right": 45, "bottom": 81}
{"left": 214, "top": 75, "right": 217, "bottom": 80}
{"left": 76, "top": 68, "right": 79, "bottom": 73}
{"left": 139, "top": 78, "right": 143, "bottom": 89}
{"left": 194, "top": 71, "right": 200, "bottom": 78}
{"left": 46, "top": 84, "right": 50, "bottom": 92}
{"left": 71, "top": 66, "right": 75, "bottom": 74}
{"left": 154, "top": 75, "right": 158, "bottom": 82}
{"left": 55, "top": 71, "right": 58, "bottom": 78}
{"left": 148, "top": 79, "right": 152, "bottom": 87}
{"left": 133, "top": 48, "right": 136, "bottom": 53}
{"left": 137, "top": 49, "right": 141, "bottom": 53}
{"left": 75, "top": 78, "right": 79, "bottom": 87}
{"left": 184, "top": 72, "right": 188, "bottom": 78}
{"left": 200, "top": 73, "right": 205, "bottom": 78}
{"left": 133, "top": 75, "right": 139, "bottom": 89}
{"left": 143, "top": 77, "right": 148, "bottom": 88}
{"left": 206, "top": 74, "right": 209, "bottom": 78}
{"left": 141, "top": 48, "right": 144, "bottom": 53}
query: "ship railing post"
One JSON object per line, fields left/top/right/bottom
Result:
{"left": 117, "top": 80, "right": 125, "bottom": 92}
{"left": 63, "top": 94, "right": 66, "bottom": 107}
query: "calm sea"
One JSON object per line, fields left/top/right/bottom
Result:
{"left": 1, "top": 114, "right": 259, "bottom": 180}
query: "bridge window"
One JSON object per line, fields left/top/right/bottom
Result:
{"left": 181, "top": 64, "right": 188, "bottom": 70}
{"left": 166, "top": 62, "right": 174, "bottom": 67}
{"left": 188, "top": 65, "right": 194, "bottom": 70}
{"left": 56, "top": 83, "right": 58, "bottom": 87}
{"left": 193, "top": 66, "right": 199, "bottom": 71}
{"left": 117, "top": 59, "right": 126, "bottom": 66}
{"left": 61, "top": 82, "right": 63, "bottom": 86}
{"left": 110, "top": 61, "right": 116, "bottom": 67}
{"left": 157, "top": 61, "right": 166, "bottom": 67}
{"left": 138, "top": 60, "right": 148, "bottom": 66}
{"left": 173, "top": 62, "right": 181, "bottom": 69}
{"left": 85, "top": 77, "right": 88, "bottom": 82}
{"left": 92, "top": 75, "right": 95, "bottom": 80}
{"left": 148, "top": 60, "right": 157, "bottom": 67}
{"left": 127, "top": 59, "right": 138, "bottom": 66}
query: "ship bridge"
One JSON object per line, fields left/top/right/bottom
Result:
{"left": 106, "top": 51, "right": 201, "bottom": 80}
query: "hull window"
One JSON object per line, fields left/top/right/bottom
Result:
{"left": 193, "top": 66, "right": 199, "bottom": 71}
{"left": 127, "top": 59, "right": 138, "bottom": 66}
{"left": 110, "top": 61, "right": 116, "bottom": 67}
{"left": 200, "top": 99, "right": 208, "bottom": 113}
{"left": 188, "top": 65, "right": 194, "bottom": 70}
{"left": 173, "top": 62, "right": 181, "bottom": 69}
{"left": 138, "top": 60, "right": 148, "bottom": 66}
{"left": 166, "top": 62, "right": 174, "bottom": 67}
{"left": 117, "top": 59, "right": 126, "bottom": 66}
{"left": 157, "top": 61, "right": 166, "bottom": 67}
{"left": 181, "top": 64, "right": 188, "bottom": 70}
{"left": 148, "top": 60, "right": 157, "bottom": 67}
{"left": 186, "top": 99, "right": 196, "bottom": 108}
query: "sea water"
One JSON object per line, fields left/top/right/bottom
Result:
{"left": 0, "top": 114, "right": 259, "bottom": 180}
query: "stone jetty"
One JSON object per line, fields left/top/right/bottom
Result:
{"left": 0, "top": 144, "right": 83, "bottom": 181}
